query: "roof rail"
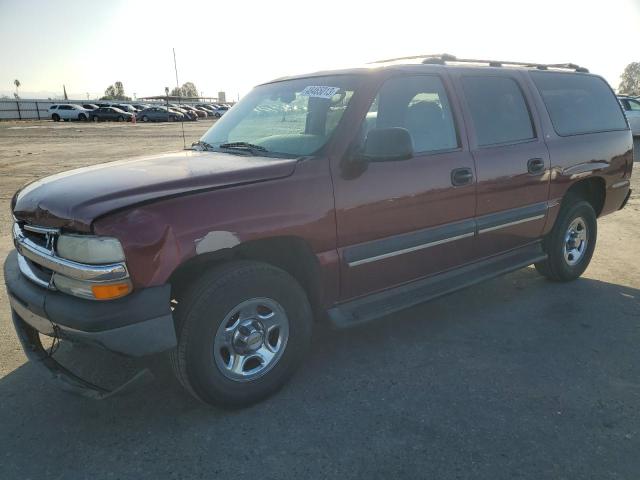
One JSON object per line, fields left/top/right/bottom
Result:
{"left": 368, "top": 54, "right": 589, "bottom": 73}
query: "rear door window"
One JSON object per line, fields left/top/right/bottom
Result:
{"left": 530, "top": 72, "right": 627, "bottom": 136}
{"left": 462, "top": 76, "right": 535, "bottom": 146}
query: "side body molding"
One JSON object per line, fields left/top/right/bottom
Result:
{"left": 343, "top": 202, "right": 550, "bottom": 268}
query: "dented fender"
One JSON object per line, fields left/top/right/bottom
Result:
{"left": 93, "top": 158, "right": 340, "bottom": 302}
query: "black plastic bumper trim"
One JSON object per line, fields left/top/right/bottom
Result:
{"left": 4, "top": 250, "right": 177, "bottom": 357}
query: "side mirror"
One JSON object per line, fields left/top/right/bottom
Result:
{"left": 360, "top": 127, "right": 414, "bottom": 162}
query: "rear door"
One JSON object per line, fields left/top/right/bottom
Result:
{"left": 452, "top": 70, "right": 550, "bottom": 258}
{"left": 58, "top": 105, "right": 73, "bottom": 119}
{"left": 332, "top": 73, "right": 477, "bottom": 300}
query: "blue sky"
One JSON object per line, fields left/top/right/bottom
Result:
{"left": 1, "top": 0, "right": 639, "bottom": 100}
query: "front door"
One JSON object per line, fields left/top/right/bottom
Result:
{"left": 452, "top": 70, "right": 550, "bottom": 258}
{"left": 332, "top": 74, "right": 477, "bottom": 300}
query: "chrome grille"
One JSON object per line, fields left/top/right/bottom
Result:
{"left": 13, "top": 222, "right": 58, "bottom": 289}
{"left": 22, "top": 223, "right": 59, "bottom": 252}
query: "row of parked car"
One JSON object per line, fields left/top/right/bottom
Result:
{"left": 47, "top": 102, "right": 230, "bottom": 123}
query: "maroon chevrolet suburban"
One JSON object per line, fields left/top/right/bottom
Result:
{"left": 5, "top": 55, "right": 633, "bottom": 406}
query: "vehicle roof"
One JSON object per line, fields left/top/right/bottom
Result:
{"left": 264, "top": 55, "right": 594, "bottom": 85}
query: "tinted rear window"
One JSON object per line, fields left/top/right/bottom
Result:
{"left": 462, "top": 76, "right": 535, "bottom": 146}
{"left": 531, "top": 72, "right": 627, "bottom": 136}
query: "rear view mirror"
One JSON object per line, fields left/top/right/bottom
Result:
{"left": 360, "top": 127, "right": 413, "bottom": 162}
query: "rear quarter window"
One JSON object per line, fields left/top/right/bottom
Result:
{"left": 530, "top": 72, "right": 627, "bottom": 136}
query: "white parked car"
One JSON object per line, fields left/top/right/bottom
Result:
{"left": 618, "top": 96, "right": 640, "bottom": 136}
{"left": 48, "top": 104, "right": 91, "bottom": 122}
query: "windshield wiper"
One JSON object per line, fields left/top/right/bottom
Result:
{"left": 190, "top": 140, "right": 215, "bottom": 151}
{"left": 219, "top": 141, "right": 268, "bottom": 153}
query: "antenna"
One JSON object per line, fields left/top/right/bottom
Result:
{"left": 173, "top": 47, "right": 186, "bottom": 149}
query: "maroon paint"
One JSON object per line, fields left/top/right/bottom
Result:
{"left": 12, "top": 151, "right": 298, "bottom": 232}
{"left": 11, "top": 65, "right": 634, "bottom": 310}
{"left": 449, "top": 68, "right": 551, "bottom": 258}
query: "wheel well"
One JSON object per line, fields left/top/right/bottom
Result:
{"left": 168, "top": 236, "right": 324, "bottom": 318}
{"left": 566, "top": 177, "right": 606, "bottom": 216}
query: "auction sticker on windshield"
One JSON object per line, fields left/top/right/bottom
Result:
{"left": 300, "top": 86, "right": 340, "bottom": 99}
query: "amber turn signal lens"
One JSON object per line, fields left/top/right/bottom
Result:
{"left": 91, "top": 282, "right": 132, "bottom": 300}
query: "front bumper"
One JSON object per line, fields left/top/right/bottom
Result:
{"left": 4, "top": 250, "right": 177, "bottom": 397}
{"left": 5, "top": 250, "right": 177, "bottom": 356}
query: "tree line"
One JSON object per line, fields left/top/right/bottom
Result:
{"left": 100, "top": 81, "right": 199, "bottom": 100}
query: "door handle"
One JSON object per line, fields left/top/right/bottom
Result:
{"left": 451, "top": 167, "right": 474, "bottom": 186}
{"left": 527, "top": 158, "right": 545, "bottom": 174}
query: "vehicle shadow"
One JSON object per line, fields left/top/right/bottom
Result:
{"left": 1, "top": 267, "right": 640, "bottom": 479}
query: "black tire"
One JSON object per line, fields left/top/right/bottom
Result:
{"left": 214, "top": 112, "right": 221, "bottom": 118}
{"left": 170, "top": 261, "right": 313, "bottom": 407}
{"left": 52, "top": 114, "right": 60, "bottom": 122}
{"left": 78, "top": 113, "right": 87, "bottom": 121}
{"left": 92, "top": 115, "right": 99, "bottom": 122}
{"left": 117, "top": 115, "right": 124, "bottom": 122}
{"left": 142, "top": 115, "right": 149, "bottom": 122}
{"left": 535, "top": 195, "right": 597, "bottom": 282}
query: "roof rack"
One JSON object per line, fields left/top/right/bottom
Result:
{"left": 368, "top": 53, "right": 589, "bottom": 73}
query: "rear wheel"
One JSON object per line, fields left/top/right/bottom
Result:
{"left": 142, "top": 115, "right": 149, "bottom": 122}
{"left": 92, "top": 115, "right": 99, "bottom": 122}
{"left": 171, "top": 261, "right": 313, "bottom": 407}
{"left": 117, "top": 115, "right": 125, "bottom": 122}
{"left": 535, "top": 195, "right": 597, "bottom": 281}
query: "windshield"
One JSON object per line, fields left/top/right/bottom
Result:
{"left": 199, "top": 75, "right": 361, "bottom": 157}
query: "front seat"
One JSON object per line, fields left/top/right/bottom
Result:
{"left": 404, "top": 101, "right": 451, "bottom": 152}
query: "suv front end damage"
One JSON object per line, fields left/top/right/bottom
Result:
{"left": 4, "top": 220, "right": 176, "bottom": 398}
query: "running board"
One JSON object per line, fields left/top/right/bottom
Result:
{"left": 328, "top": 242, "right": 547, "bottom": 328}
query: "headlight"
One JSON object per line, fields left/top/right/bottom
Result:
{"left": 57, "top": 235, "right": 125, "bottom": 264}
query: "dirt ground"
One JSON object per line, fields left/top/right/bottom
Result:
{"left": 0, "top": 120, "right": 639, "bottom": 479}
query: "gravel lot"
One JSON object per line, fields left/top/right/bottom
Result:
{"left": 1, "top": 120, "right": 639, "bottom": 479}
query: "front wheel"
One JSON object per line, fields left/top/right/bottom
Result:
{"left": 52, "top": 114, "right": 60, "bottom": 122}
{"left": 78, "top": 113, "right": 87, "bottom": 121}
{"left": 535, "top": 196, "right": 597, "bottom": 281}
{"left": 142, "top": 115, "right": 149, "bottom": 122}
{"left": 170, "top": 261, "right": 313, "bottom": 407}
{"left": 117, "top": 115, "right": 124, "bottom": 122}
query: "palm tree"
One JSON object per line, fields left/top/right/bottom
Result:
{"left": 14, "top": 79, "right": 20, "bottom": 99}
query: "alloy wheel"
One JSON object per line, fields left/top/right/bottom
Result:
{"left": 213, "top": 297, "right": 289, "bottom": 382}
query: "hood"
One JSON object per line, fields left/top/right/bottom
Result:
{"left": 13, "top": 150, "right": 298, "bottom": 232}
